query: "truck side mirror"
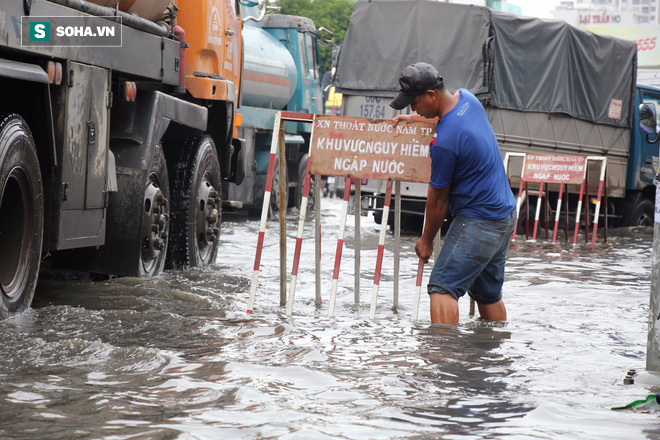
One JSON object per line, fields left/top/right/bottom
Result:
{"left": 242, "top": 0, "right": 279, "bottom": 24}
{"left": 640, "top": 103, "right": 657, "bottom": 135}
{"left": 318, "top": 27, "right": 334, "bottom": 47}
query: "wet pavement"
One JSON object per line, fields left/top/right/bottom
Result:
{"left": 0, "top": 197, "right": 658, "bottom": 439}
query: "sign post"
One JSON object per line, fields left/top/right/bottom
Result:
{"left": 412, "top": 210, "right": 427, "bottom": 322}
{"left": 286, "top": 156, "right": 313, "bottom": 316}
{"left": 394, "top": 181, "right": 401, "bottom": 310}
{"left": 587, "top": 156, "right": 608, "bottom": 245}
{"left": 328, "top": 178, "right": 352, "bottom": 317}
{"left": 355, "top": 180, "right": 361, "bottom": 304}
{"left": 278, "top": 126, "right": 287, "bottom": 307}
{"left": 370, "top": 180, "right": 393, "bottom": 319}
{"left": 315, "top": 174, "right": 322, "bottom": 306}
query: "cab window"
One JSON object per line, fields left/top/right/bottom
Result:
{"left": 298, "top": 32, "right": 309, "bottom": 77}
{"left": 305, "top": 33, "right": 320, "bottom": 80}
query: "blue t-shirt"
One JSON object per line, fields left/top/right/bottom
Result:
{"left": 430, "top": 89, "right": 515, "bottom": 220}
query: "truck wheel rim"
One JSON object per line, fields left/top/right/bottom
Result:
{"left": 196, "top": 173, "right": 221, "bottom": 263}
{"left": 270, "top": 171, "right": 282, "bottom": 214}
{"left": 639, "top": 212, "right": 652, "bottom": 227}
{"left": 141, "top": 179, "right": 168, "bottom": 274}
{"left": 0, "top": 168, "right": 33, "bottom": 299}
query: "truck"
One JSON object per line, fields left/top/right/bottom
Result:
{"left": 333, "top": 0, "right": 660, "bottom": 232}
{"left": 0, "top": 0, "right": 263, "bottom": 318}
{"left": 225, "top": 2, "right": 329, "bottom": 215}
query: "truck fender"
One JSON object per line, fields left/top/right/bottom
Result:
{"left": 0, "top": 59, "right": 49, "bottom": 84}
{"left": 0, "top": 59, "right": 57, "bottom": 166}
{"left": 109, "top": 91, "right": 208, "bottom": 171}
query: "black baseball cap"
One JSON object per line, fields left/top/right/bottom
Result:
{"left": 390, "top": 62, "right": 444, "bottom": 110}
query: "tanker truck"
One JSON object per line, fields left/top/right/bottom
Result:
{"left": 225, "top": 2, "right": 329, "bottom": 214}
{"left": 334, "top": 0, "right": 660, "bottom": 231}
{"left": 0, "top": 0, "right": 264, "bottom": 318}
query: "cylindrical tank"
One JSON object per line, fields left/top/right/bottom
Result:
{"left": 241, "top": 23, "right": 298, "bottom": 110}
{"left": 85, "top": 0, "right": 170, "bottom": 21}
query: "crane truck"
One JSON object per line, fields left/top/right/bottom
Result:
{"left": 0, "top": 0, "right": 264, "bottom": 318}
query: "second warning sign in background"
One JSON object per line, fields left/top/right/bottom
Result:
{"left": 309, "top": 115, "right": 435, "bottom": 183}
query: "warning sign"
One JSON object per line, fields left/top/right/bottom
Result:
{"left": 608, "top": 98, "right": 622, "bottom": 120}
{"left": 522, "top": 154, "right": 587, "bottom": 184}
{"left": 309, "top": 115, "right": 435, "bottom": 183}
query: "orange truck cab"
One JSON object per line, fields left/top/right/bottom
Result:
{"left": 177, "top": 0, "right": 242, "bottom": 104}
{"left": 176, "top": 0, "right": 248, "bottom": 185}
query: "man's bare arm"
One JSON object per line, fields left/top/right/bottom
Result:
{"left": 392, "top": 114, "right": 439, "bottom": 125}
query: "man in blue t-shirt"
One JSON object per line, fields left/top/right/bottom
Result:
{"left": 391, "top": 62, "right": 516, "bottom": 326}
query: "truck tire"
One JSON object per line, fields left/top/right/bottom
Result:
{"left": 0, "top": 115, "right": 43, "bottom": 319}
{"left": 629, "top": 198, "right": 655, "bottom": 227}
{"left": 269, "top": 164, "right": 288, "bottom": 218}
{"left": 139, "top": 144, "right": 170, "bottom": 276}
{"left": 167, "top": 136, "right": 221, "bottom": 268}
{"left": 295, "top": 154, "right": 315, "bottom": 212}
{"left": 373, "top": 210, "right": 383, "bottom": 225}
{"left": 515, "top": 201, "right": 540, "bottom": 236}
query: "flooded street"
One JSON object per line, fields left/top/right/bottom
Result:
{"left": 1, "top": 198, "right": 659, "bottom": 439}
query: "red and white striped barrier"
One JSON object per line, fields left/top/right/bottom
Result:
{"left": 572, "top": 180, "right": 585, "bottom": 245}
{"left": 247, "top": 112, "right": 282, "bottom": 314}
{"left": 328, "top": 177, "right": 352, "bottom": 317}
{"left": 505, "top": 152, "right": 527, "bottom": 243}
{"left": 412, "top": 209, "right": 428, "bottom": 322}
{"left": 511, "top": 182, "right": 525, "bottom": 242}
{"left": 369, "top": 180, "right": 393, "bottom": 319}
{"left": 532, "top": 182, "right": 544, "bottom": 241}
{"left": 590, "top": 157, "right": 608, "bottom": 245}
{"left": 286, "top": 155, "right": 312, "bottom": 316}
{"left": 504, "top": 152, "right": 609, "bottom": 246}
{"left": 412, "top": 258, "right": 425, "bottom": 322}
{"left": 552, "top": 183, "right": 564, "bottom": 244}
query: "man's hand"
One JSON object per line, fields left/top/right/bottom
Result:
{"left": 416, "top": 185, "right": 450, "bottom": 264}
{"left": 415, "top": 237, "right": 434, "bottom": 263}
{"left": 392, "top": 114, "right": 412, "bottom": 126}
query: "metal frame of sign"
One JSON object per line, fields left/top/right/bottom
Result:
{"left": 247, "top": 111, "right": 316, "bottom": 315}
{"left": 504, "top": 152, "right": 608, "bottom": 246}
{"left": 247, "top": 112, "right": 435, "bottom": 320}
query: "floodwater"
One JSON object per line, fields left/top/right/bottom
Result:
{"left": 1, "top": 198, "right": 659, "bottom": 439}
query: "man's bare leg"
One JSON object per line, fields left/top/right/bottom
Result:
{"left": 477, "top": 299, "right": 507, "bottom": 321}
{"left": 430, "top": 293, "right": 459, "bottom": 325}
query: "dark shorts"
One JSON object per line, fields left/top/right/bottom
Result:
{"left": 427, "top": 211, "right": 516, "bottom": 305}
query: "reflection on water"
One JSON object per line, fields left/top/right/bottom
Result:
{"left": 0, "top": 199, "right": 658, "bottom": 439}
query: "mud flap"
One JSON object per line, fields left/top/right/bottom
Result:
{"left": 227, "top": 137, "right": 245, "bottom": 185}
